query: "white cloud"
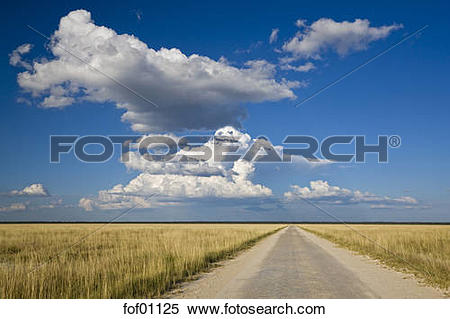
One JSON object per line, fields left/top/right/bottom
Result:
{"left": 269, "top": 28, "right": 279, "bottom": 44}
{"left": 9, "top": 43, "right": 33, "bottom": 70}
{"left": 79, "top": 198, "right": 95, "bottom": 211}
{"left": 280, "top": 61, "right": 315, "bottom": 72}
{"left": 284, "top": 180, "right": 419, "bottom": 208}
{"left": 282, "top": 18, "right": 402, "bottom": 59}
{"left": 13, "top": 10, "right": 297, "bottom": 132}
{"left": 41, "top": 95, "right": 75, "bottom": 108}
{"left": 10, "top": 183, "right": 49, "bottom": 197}
{"left": 79, "top": 160, "right": 272, "bottom": 211}
{"left": 121, "top": 160, "right": 268, "bottom": 199}
{"left": 0, "top": 203, "right": 27, "bottom": 212}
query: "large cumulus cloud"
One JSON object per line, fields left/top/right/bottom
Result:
{"left": 13, "top": 10, "right": 298, "bottom": 132}
{"left": 79, "top": 159, "right": 272, "bottom": 211}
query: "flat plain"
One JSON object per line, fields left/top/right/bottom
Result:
{"left": 1, "top": 223, "right": 447, "bottom": 299}
{"left": 0, "top": 224, "right": 281, "bottom": 298}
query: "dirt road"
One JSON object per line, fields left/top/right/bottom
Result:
{"left": 172, "top": 226, "right": 444, "bottom": 298}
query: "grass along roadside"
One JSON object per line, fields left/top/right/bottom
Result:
{"left": 299, "top": 224, "right": 449, "bottom": 291}
{"left": 0, "top": 224, "right": 283, "bottom": 298}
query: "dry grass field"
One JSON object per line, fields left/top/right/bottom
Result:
{"left": 299, "top": 224, "right": 450, "bottom": 291}
{"left": 0, "top": 224, "right": 282, "bottom": 298}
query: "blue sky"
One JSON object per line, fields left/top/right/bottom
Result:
{"left": 0, "top": 0, "right": 449, "bottom": 222}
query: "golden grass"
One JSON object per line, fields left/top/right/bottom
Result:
{"left": 299, "top": 224, "right": 450, "bottom": 290}
{"left": 0, "top": 223, "right": 282, "bottom": 298}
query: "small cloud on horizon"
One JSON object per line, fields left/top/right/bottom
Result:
{"left": 9, "top": 183, "right": 49, "bottom": 197}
